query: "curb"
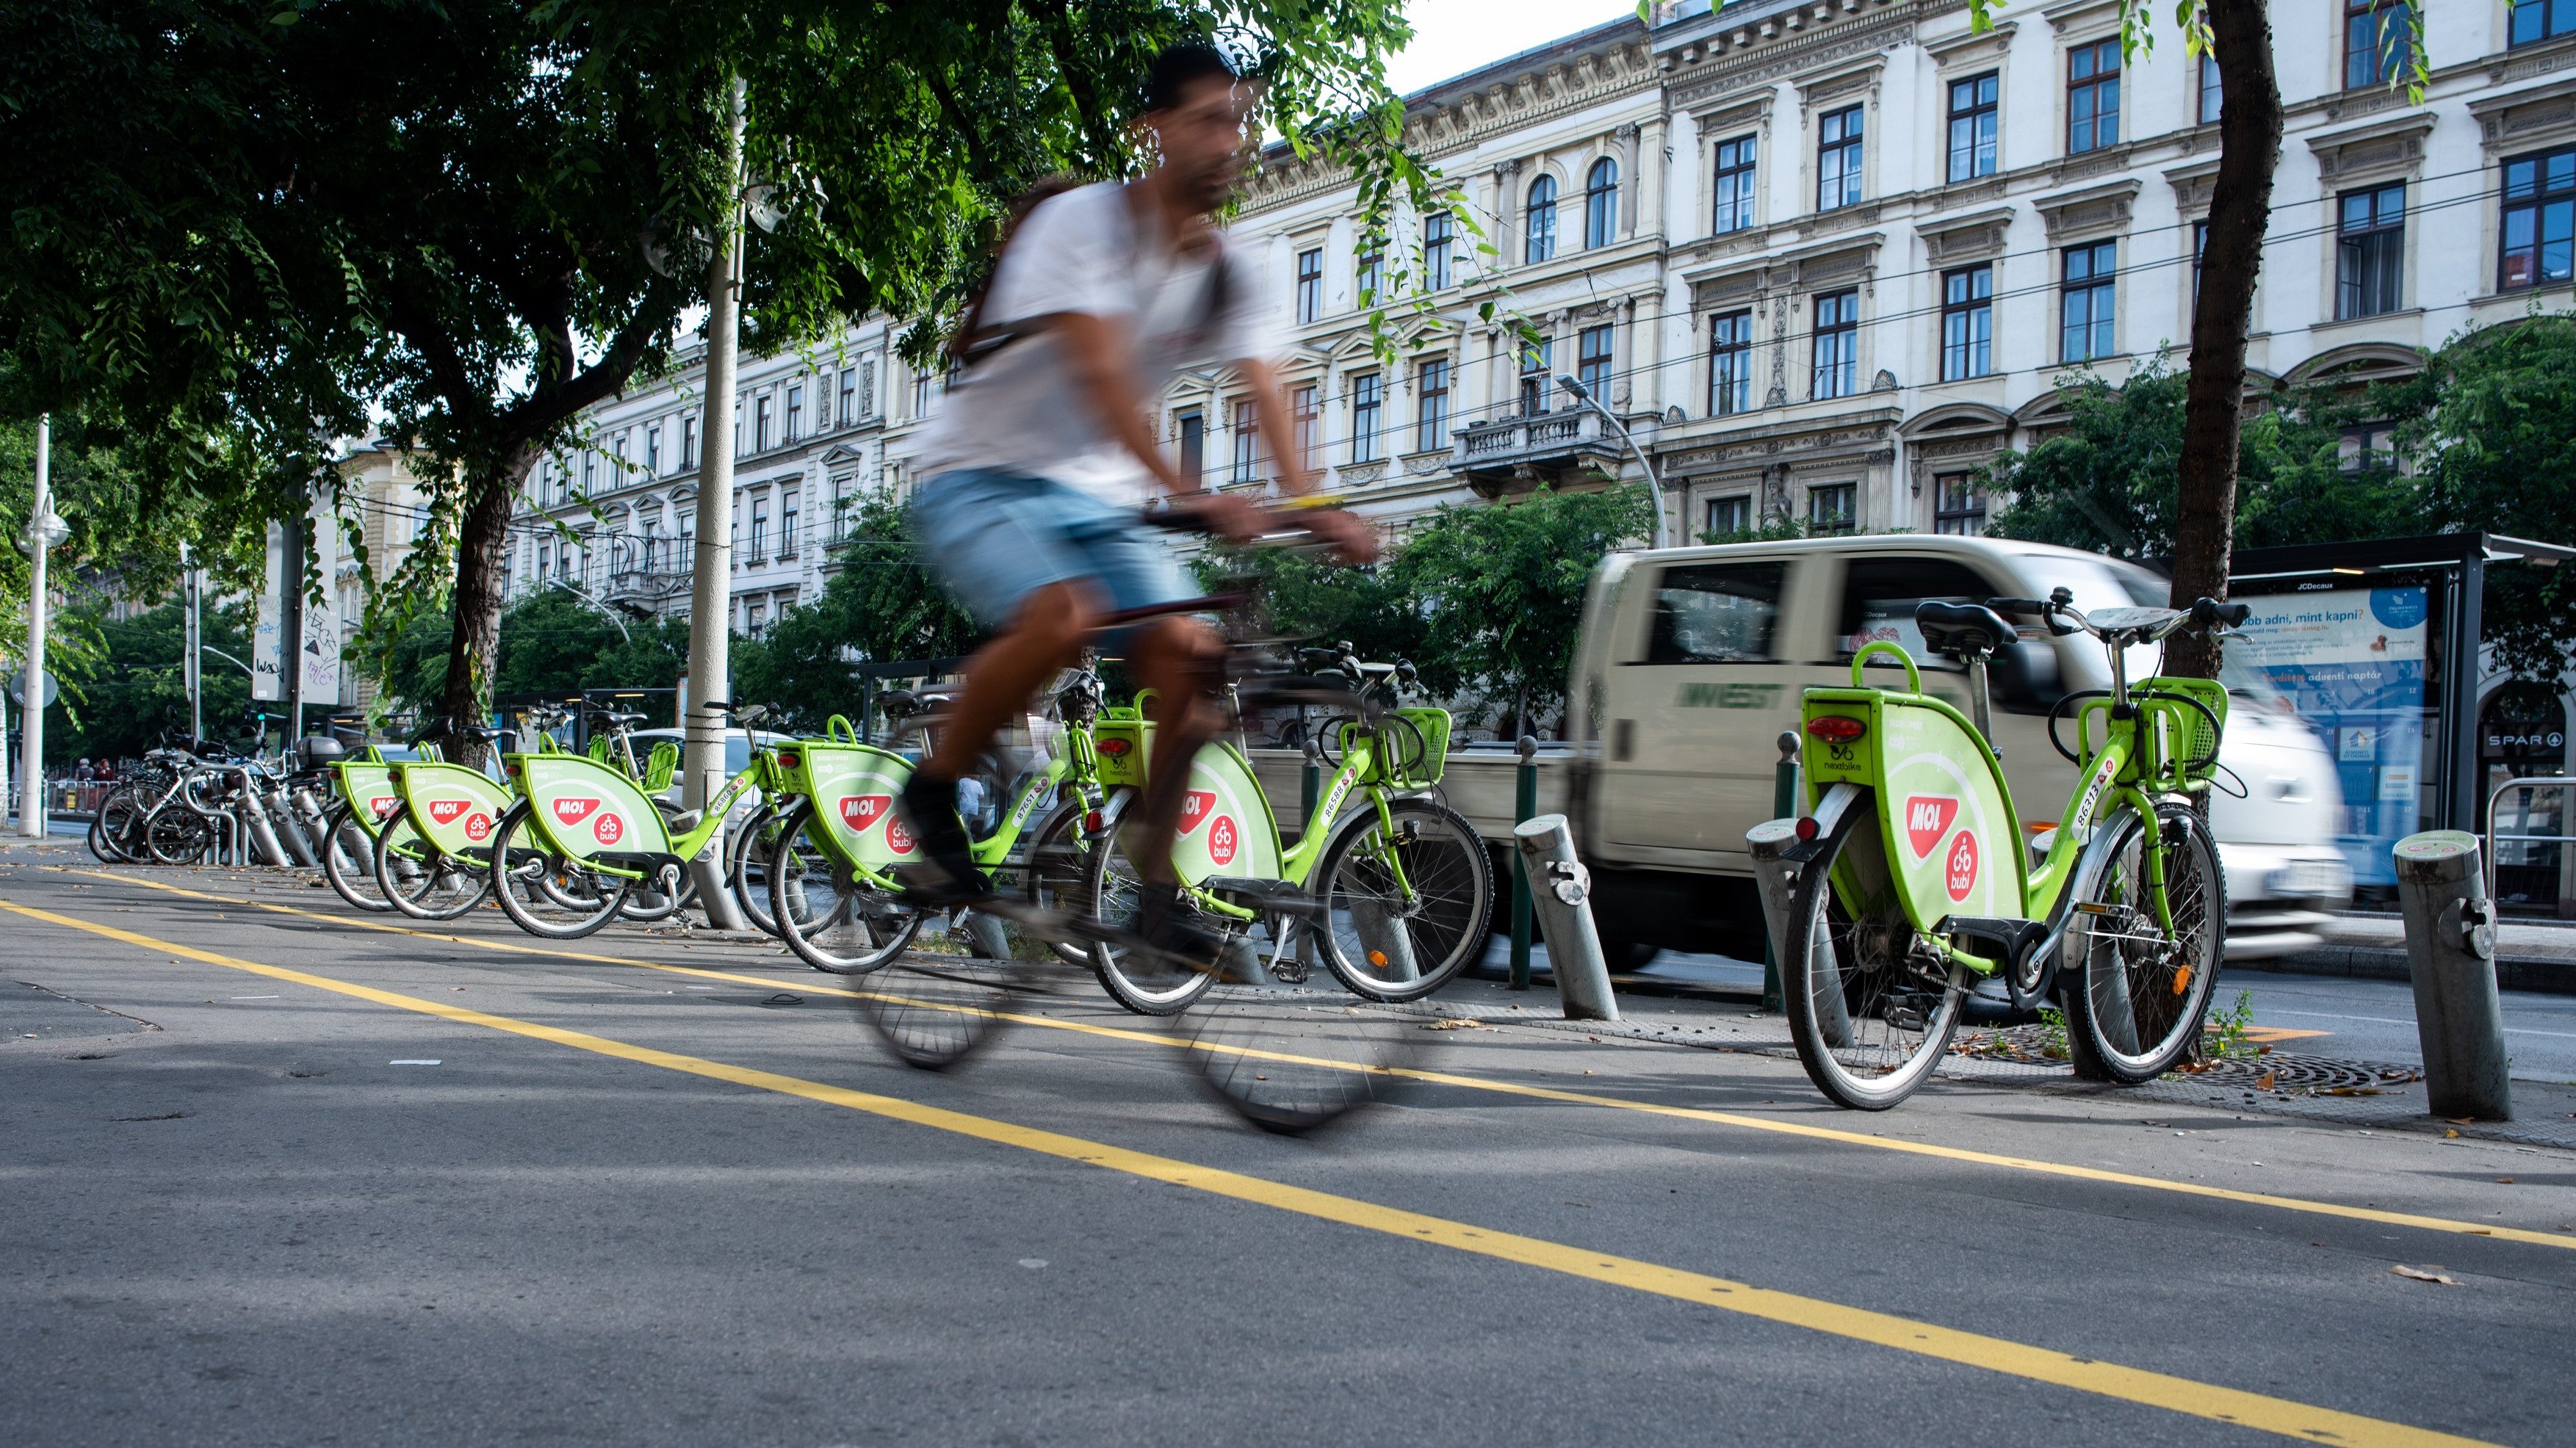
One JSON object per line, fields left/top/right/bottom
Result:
{"left": 2232, "top": 945, "right": 2576, "bottom": 996}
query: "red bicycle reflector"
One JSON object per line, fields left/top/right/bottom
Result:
{"left": 1085, "top": 810, "right": 1104, "bottom": 833}
{"left": 1806, "top": 716, "right": 1866, "bottom": 743}
{"left": 778, "top": 750, "right": 799, "bottom": 769}
{"left": 1794, "top": 816, "right": 1821, "bottom": 841}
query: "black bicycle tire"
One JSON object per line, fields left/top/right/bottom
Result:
{"left": 488, "top": 801, "right": 631, "bottom": 940}
{"left": 725, "top": 802, "right": 786, "bottom": 937}
{"left": 1310, "top": 797, "right": 1493, "bottom": 1003}
{"left": 1781, "top": 811, "right": 1965, "bottom": 1110}
{"left": 320, "top": 802, "right": 400, "bottom": 913}
{"left": 1080, "top": 807, "right": 1218, "bottom": 1016}
{"left": 767, "top": 800, "right": 922, "bottom": 974}
{"left": 2060, "top": 801, "right": 2226, "bottom": 1082}
{"left": 372, "top": 813, "right": 491, "bottom": 921}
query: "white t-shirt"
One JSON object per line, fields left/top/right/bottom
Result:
{"left": 916, "top": 182, "right": 1277, "bottom": 505}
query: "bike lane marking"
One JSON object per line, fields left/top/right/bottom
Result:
{"left": 0, "top": 893, "right": 2503, "bottom": 1448}
{"left": 57, "top": 866, "right": 2576, "bottom": 1256}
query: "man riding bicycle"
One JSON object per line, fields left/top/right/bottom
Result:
{"left": 898, "top": 43, "right": 1375, "bottom": 964}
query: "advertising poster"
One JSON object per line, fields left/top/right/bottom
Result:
{"left": 2232, "top": 585, "right": 2429, "bottom": 888}
{"left": 250, "top": 523, "right": 286, "bottom": 703}
{"left": 301, "top": 509, "right": 340, "bottom": 700}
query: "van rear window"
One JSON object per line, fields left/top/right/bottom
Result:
{"left": 1647, "top": 562, "right": 1786, "bottom": 663}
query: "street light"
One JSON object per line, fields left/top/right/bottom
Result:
{"left": 1556, "top": 374, "right": 1669, "bottom": 551}
{"left": 546, "top": 577, "right": 632, "bottom": 643}
{"left": 14, "top": 415, "right": 62, "bottom": 837}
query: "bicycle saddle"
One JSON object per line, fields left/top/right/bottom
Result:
{"left": 876, "top": 689, "right": 926, "bottom": 719}
{"left": 2085, "top": 605, "right": 2185, "bottom": 637}
{"left": 589, "top": 709, "right": 647, "bottom": 728}
{"left": 1913, "top": 600, "right": 2020, "bottom": 658}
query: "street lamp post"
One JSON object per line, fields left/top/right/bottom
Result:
{"left": 547, "top": 577, "right": 632, "bottom": 643}
{"left": 1556, "top": 374, "right": 1669, "bottom": 551}
{"left": 17, "top": 415, "right": 68, "bottom": 836}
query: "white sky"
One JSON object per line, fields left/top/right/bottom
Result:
{"left": 1381, "top": 0, "right": 1633, "bottom": 97}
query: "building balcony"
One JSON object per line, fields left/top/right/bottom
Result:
{"left": 605, "top": 565, "right": 690, "bottom": 608}
{"left": 1448, "top": 408, "right": 1624, "bottom": 496}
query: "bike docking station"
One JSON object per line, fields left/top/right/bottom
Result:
{"left": 1512, "top": 813, "right": 1620, "bottom": 1021}
{"left": 2392, "top": 830, "right": 2514, "bottom": 1121}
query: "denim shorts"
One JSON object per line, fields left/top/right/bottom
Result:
{"left": 909, "top": 468, "right": 1190, "bottom": 630}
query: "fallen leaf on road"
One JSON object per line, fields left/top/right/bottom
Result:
{"left": 2391, "top": 1265, "right": 2459, "bottom": 1286}
{"left": 2445, "top": 1129, "right": 2461, "bottom": 1139}
{"left": 2255, "top": 1071, "right": 2276, "bottom": 1091}
{"left": 2322, "top": 1086, "right": 2381, "bottom": 1096}
{"left": 1424, "top": 1017, "right": 1492, "bottom": 1032}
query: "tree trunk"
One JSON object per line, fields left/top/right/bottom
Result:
{"left": 433, "top": 463, "right": 529, "bottom": 768}
{"left": 2166, "top": 0, "right": 2282, "bottom": 678}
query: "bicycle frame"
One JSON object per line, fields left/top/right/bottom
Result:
{"left": 501, "top": 746, "right": 775, "bottom": 880}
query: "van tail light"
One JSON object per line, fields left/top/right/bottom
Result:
{"left": 1806, "top": 715, "right": 1866, "bottom": 743}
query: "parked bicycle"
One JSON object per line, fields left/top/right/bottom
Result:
{"left": 1780, "top": 587, "right": 2249, "bottom": 1109}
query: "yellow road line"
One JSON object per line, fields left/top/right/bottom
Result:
{"left": 61, "top": 866, "right": 2576, "bottom": 1254}
{"left": 0, "top": 894, "right": 2500, "bottom": 1448}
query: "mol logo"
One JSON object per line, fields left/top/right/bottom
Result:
{"left": 1179, "top": 790, "right": 1219, "bottom": 835}
{"left": 592, "top": 812, "right": 624, "bottom": 847}
{"left": 367, "top": 795, "right": 399, "bottom": 819}
{"left": 1903, "top": 795, "right": 1960, "bottom": 858}
{"left": 839, "top": 794, "right": 892, "bottom": 833}
{"left": 427, "top": 799, "right": 472, "bottom": 825}
{"left": 1945, "top": 830, "right": 1980, "bottom": 902}
{"left": 551, "top": 796, "right": 602, "bottom": 825}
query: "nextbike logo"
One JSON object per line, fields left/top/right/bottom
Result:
{"left": 1945, "top": 830, "right": 1980, "bottom": 902}
{"left": 551, "top": 796, "right": 602, "bottom": 825}
{"left": 1903, "top": 795, "right": 1960, "bottom": 858}
{"left": 839, "top": 794, "right": 892, "bottom": 833}
{"left": 427, "top": 799, "right": 472, "bottom": 825}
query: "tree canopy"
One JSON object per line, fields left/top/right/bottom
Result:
{"left": 1, "top": 0, "right": 1433, "bottom": 757}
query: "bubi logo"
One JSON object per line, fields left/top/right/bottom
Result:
{"left": 367, "top": 795, "right": 399, "bottom": 819}
{"left": 1207, "top": 814, "right": 1240, "bottom": 867}
{"left": 552, "top": 796, "right": 601, "bottom": 825}
{"left": 593, "top": 812, "right": 624, "bottom": 847}
{"left": 463, "top": 811, "right": 494, "bottom": 844}
{"left": 1903, "top": 795, "right": 1960, "bottom": 858}
{"left": 1179, "top": 790, "right": 1219, "bottom": 834}
{"left": 839, "top": 794, "right": 892, "bottom": 833}
{"left": 884, "top": 817, "right": 916, "bottom": 855}
{"left": 1945, "top": 830, "right": 1980, "bottom": 902}
{"left": 427, "top": 799, "right": 470, "bottom": 825}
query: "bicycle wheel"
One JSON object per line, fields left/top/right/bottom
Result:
{"left": 1312, "top": 798, "right": 1493, "bottom": 1003}
{"left": 726, "top": 803, "right": 792, "bottom": 937}
{"left": 1782, "top": 808, "right": 1966, "bottom": 1109}
{"left": 1020, "top": 803, "right": 1105, "bottom": 969}
{"left": 90, "top": 786, "right": 148, "bottom": 864}
{"left": 1081, "top": 817, "right": 1219, "bottom": 1016}
{"left": 1171, "top": 977, "right": 1429, "bottom": 1134}
{"left": 320, "top": 803, "right": 398, "bottom": 912}
{"left": 144, "top": 806, "right": 214, "bottom": 866}
{"left": 611, "top": 800, "right": 699, "bottom": 924}
{"left": 488, "top": 802, "right": 632, "bottom": 939}
{"left": 768, "top": 800, "right": 923, "bottom": 973}
{"left": 372, "top": 817, "right": 491, "bottom": 921}
{"left": 2061, "top": 800, "right": 2226, "bottom": 1083}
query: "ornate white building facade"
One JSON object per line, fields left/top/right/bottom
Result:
{"left": 511, "top": 0, "right": 2576, "bottom": 613}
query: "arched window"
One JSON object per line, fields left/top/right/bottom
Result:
{"left": 1584, "top": 158, "right": 1619, "bottom": 248}
{"left": 1525, "top": 175, "right": 1558, "bottom": 264}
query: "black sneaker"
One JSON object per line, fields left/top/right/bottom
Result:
{"left": 1133, "top": 881, "right": 1229, "bottom": 978}
{"left": 895, "top": 771, "right": 989, "bottom": 906}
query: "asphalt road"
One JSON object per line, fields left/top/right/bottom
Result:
{"left": 4, "top": 855, "right": 2573, "bottom": 1448}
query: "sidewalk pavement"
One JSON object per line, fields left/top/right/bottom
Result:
{"left": 2253, "top": 911, "right": 2576, "bottom": 994}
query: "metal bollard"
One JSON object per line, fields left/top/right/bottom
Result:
{"left": 1508, "top": 734, "right": 1538, "bottom": 991}
{"left": 1762, "top": 728, "right": 1799, "bottom": 1011}
{"left": 2392, "top": 830, "right": 2513, "bottom": 1121}
{"left": 1347, "top": 894, "right": 1420, "bottom": 983}
{"left": 1513, "top": 813, "right": 1618, "bottom": 1021}
{"left": 1746, "top": 817, "right": 1800, "bottom": 988}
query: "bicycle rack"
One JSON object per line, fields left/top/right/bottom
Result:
{"left": 2485, "top": 775, "right": 2576, "bottom": 908}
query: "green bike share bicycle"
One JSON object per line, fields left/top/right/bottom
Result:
{"left": 1780, "top": 587, "right": 2250, "bottom": 1109}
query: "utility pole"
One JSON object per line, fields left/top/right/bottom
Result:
{"left": 284, "top": 507, "right": 307, "bottom": 749}
{"left": 17, "top": 416, "right": 54, "bottom": 836}
{"left": 682, "top": 76, "right": 748, "bottom": 928}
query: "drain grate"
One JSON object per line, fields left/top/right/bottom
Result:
{"left": 1952, "top": 1024, "right": 2424, "bottom": 1095}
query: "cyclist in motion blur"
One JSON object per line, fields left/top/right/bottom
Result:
{"left": 898, "top": 43, "right": 1375, "bottom": 963}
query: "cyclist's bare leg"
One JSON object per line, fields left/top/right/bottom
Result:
{"left": 1125, "top": 615, "right": 1226, "bottom": 888}
{"left": 920, "top": 580, "right": 1100, "bottom": 786}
